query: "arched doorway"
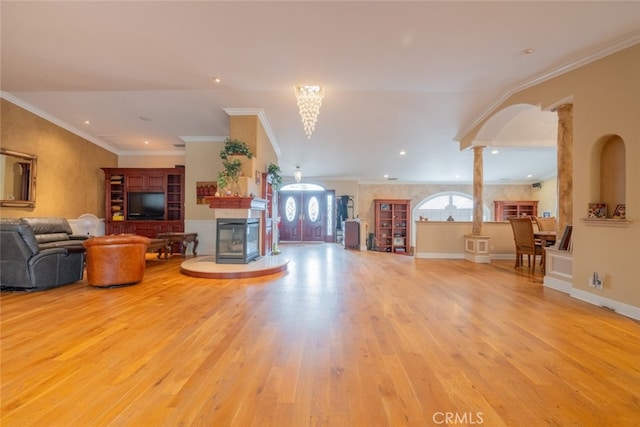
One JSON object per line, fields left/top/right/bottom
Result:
{"left": 278, "top": 183, "right": 335, "bottom": 242}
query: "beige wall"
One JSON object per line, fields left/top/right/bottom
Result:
{"left": 0, "top": 99, "right": 117, "bottom": 219}
{"left": 415, "top": 221, "right": 514, "bottom": 257}
{"left": 536, "top": 176, "right": 558, "bottom": 217}
{"left": 461, "top": 44, "right": 640, "bottom": 308}
{"left": 185, "top": 141, "right": 224, "bottom": 221}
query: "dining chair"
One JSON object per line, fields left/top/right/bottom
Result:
{"left": 508, "top": 217, "right": 544, "bottom": 273}
{"left": 534, "top": 216, "right": 557, "bottom": 232}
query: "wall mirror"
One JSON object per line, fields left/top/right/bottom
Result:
{"left": 0, "top": 148, "right": 37, "bottom": 208}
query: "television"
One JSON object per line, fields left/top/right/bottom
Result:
{"left": 127, "top": 192, "right": 165, "bottom": 220}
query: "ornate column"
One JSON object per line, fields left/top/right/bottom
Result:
{"left": 472, "top": 146, "right": 484, "bottom": 235}
{"left": 465, "top": 145, "right": 490, "bottom": 263}
{"left": 556, "top": 104, "right": 573, "bottom": 235}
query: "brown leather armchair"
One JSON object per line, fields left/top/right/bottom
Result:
{"left": 83, "top": 235, "right": 151, "bottom": 287}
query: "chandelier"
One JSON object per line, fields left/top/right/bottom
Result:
{"left": 294, "top": 85, "right": 324, "bottom": 139}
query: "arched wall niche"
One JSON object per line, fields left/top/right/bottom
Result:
{"left": 591, "top": 134, "right": 625, "bottom": 217}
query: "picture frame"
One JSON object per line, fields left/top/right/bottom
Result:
{"left": 613, "top": 203, "right": 626, "bottom": 219}
{"left": 255, "top": 170, "right": 261, "bottom": 186}
{"left": 588, "top": 203, "right": 607, "bottom": 219}
{"left": 558, "top": 225, "right": 573, "bottom": 251}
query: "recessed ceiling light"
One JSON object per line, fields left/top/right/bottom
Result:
{"left": 491, "top": 149, "right": 499, "bottom": 154}
{"left": 399, "top": 150, "right": 406, "bottom": 155}
{"left": 140, "top": 116, "right": 152, "bottom": 122}
{"left": 524, "top": 48, "right": 535, "bottom": 55}
{"left": 383, "top": 174, "right": 389, "bottom": 178}
{"left": 213, "top": 77, "right": 221, "bottom": 83}
{"left": 144, "top": 140, "right": 149, "bottom": 145}
{"left": 455, "top": 174, "right": 460, "bottom": 178}
{"left": 527, "top": 174, "right": 533, "bottom": 178}
{"left": 84, "top": 120, "right": 91, "bottom": 125}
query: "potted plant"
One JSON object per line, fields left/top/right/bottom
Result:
{"left": 267, "top": 162, "right": 283, "bottom": 190}
{"left": 220, "top": 138, "right": 254, "bottom": 160}
{"left": 217, "top": 138, "right": 254, "bottom": 195}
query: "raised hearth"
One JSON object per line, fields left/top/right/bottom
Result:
{"left": 180, "top": 255, "right": 289, "bottom": 279}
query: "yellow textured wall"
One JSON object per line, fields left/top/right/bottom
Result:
{"left": 228, "top": 115, "right": 278, "bottom": 169}
{"left": 0, "top": 99, "right": 117, "bottom": 219}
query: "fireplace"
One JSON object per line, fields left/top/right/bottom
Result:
{"left": 216, "top": 218, "right": 260, "bottom": 264}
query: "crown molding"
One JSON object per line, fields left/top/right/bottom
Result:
{"left": 455, "top": 32, "right": 640, "bottom": 143}
{"left": 223, "top": 107, "right": 282, "bottom": 157}
{"left": 118, "top": 150, "right": 186, "bottom": 156}
{"left": 179, "top": 136, "right": 226, "bottom": 144}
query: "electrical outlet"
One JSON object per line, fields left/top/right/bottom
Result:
{"left": 589, "top": 272, "right": 603, "bottom": 289}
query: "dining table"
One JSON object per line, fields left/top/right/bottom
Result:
{"left": 534, "top": 230, "right": 557, "bottom": 247}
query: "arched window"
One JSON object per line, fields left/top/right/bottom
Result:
{"left": 280, "top": 183, "right": 325, "bottom": 192}
{"left": 414, "top": 192, "right": 489, "bottom": 222}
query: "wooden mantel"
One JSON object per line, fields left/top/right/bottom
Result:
{"left": 205, "top": 196, "right": 267, "bottom": 211}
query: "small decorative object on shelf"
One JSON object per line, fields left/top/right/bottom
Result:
{"left": 588, "top": 203, "right": 607, "bottom": 219}
{"left": 613, "top": 203, "right": 626, "bottom": 219}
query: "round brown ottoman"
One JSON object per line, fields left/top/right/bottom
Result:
{"left": 83, "top": 235, "right": 151, "bottom": 287}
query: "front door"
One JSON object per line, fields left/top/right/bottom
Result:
{"left": 279, "top": 191, "right": 326, "bottom": 242}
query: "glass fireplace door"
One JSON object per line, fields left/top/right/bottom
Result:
{"left": 216, "top": 218, "right": 260, "bottom": 264}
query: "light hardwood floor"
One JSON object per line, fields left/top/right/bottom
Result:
{"left": 1, "top": 243, "right": 639, "bottom": 426}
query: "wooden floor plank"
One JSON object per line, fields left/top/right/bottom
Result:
{"left": 2, "top": 244, "right": 639, "bottom": 426}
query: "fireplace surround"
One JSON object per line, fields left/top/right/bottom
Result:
{"left": 216, "top": 218, "right": 260, "bottom": 264}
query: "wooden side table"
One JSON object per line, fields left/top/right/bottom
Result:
{"left": 157, "top": 232, "right": 199, "bottom": 257}
{"left": 147, "top": 238, "right": 170, "bottom": 260}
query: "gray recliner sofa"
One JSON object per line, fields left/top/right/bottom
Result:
{"left": 0, "top": 218, "right": 88, "bottom": 291}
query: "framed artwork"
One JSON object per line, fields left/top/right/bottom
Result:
{"left": 588, "top": 203, "right": 607, "bottom": 219}
{"left": 558, "top": 225, "right": 573, "bottom": 251}
{"left": 255, "top": 170, "right": 261, "bottom": 186}
{"left": 613, "top": 204, "right": 626, "bottom": 219}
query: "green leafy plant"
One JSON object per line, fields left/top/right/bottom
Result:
{"left": 217, "top": 158, "right": 243, "bottom": 191}
{"left": 267, "top": 162, "right": 283, "bottom": 190}
{"left": 217, "top": 138, "right": 254, "bottom": 193}
{"left": 220, "top": 138, "right": 254, "bottom": 160}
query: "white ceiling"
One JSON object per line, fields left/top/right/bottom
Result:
{"left": 2, "top": 1, "right": 639, "bottom": 184}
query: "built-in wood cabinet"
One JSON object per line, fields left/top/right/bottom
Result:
{"left": 125, "top": 171, "right": 165, "bottom": 191}
{"left": 494, "top": 200, "right": 538, "bottom": 221}
{"left": 374, "top": 199, "right": 411, "bottom": 254}
{"left": 102, "top": 168, "right": 185, "bottom": 238}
